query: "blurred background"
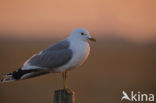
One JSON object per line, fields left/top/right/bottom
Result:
{"left": 0, "top": 0, "right": 156, "bottom": 103}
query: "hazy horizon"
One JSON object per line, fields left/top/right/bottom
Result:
{"left": 0, "top": 0, "right": 156, "bottom": 42}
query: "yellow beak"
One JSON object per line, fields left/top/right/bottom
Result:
{"left": 88, "top": 37, "right": 96, "bottom": 42}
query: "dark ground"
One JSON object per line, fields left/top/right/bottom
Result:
{"left": 0, "top": 38, "right": 156, "bottom": 103}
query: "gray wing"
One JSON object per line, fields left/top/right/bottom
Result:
{"left": 44, "top": 40, "right": 70, "bottom": 51}
{"left": 27, "top": 40, "right": 73, "bottom": 68}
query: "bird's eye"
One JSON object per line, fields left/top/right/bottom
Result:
{"left": 81, "top": 33, "right": 84, "bottom": 35}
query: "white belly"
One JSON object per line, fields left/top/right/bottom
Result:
{"left": 56, "top": 40, "right": 90, "bottom": 72}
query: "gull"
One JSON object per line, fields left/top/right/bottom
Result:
{"left": 1, "top": 28, "right": 96, "bottom": 93}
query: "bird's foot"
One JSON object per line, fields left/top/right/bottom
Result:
{"left": 65, "top": 88, "right": 73, "bottom": 94}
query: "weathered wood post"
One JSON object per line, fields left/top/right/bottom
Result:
{"left": 54, "top": 89, "right": 75, "bottom": 103}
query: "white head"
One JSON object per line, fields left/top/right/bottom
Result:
{"left": 69, "top": 28, "right": 96, "bottom": 42}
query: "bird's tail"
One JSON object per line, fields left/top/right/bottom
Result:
{"left": 1, "top": 74, "right": 15, "bottom": 83}
{"left": 1, "top": 68, "right": 50, "bottom": 83}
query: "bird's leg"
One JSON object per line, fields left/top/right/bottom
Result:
{"left": 62, "top": 71, "right": 73, "bottom": 94}
{"left": 62, "top": 71, "right": 67, "bottom": 89}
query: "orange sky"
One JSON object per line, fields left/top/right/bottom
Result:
{"left": 0, "top": 0, "right": 156, "bottom": 42}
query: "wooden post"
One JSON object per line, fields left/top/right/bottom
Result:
{"left": 54, "top": 89, "right": 75, "bottom": 103}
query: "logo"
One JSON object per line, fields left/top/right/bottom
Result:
{"left": 121, "top": 91, "right": 155, "bottom": 102}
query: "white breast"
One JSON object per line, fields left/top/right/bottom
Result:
{"left": 56, "top": 39, "right": 90, "bottom": 72}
